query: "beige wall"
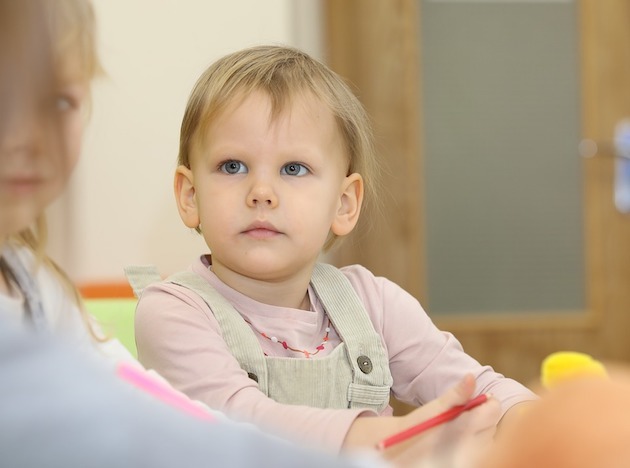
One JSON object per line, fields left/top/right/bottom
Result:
{"left": 48, "top": 1, "right": 323, "bottom": 284}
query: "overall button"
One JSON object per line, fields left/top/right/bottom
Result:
{"left": 247, "top": 372, "right": 259, "bottom": 382}
{"left": 357, "top": 355, "right": 373, "bottom": 374}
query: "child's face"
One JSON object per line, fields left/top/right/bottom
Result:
{"left": 176, "top": 90, "right": 363, "bottom": 281}
{"left": 0, "top": 64, "right": 88, "bottom": 243}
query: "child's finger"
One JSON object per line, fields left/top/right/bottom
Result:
{"left": 420, "top": 373, "right": 477, "bottom": 419}
{"left": 439, "top": 373, "right": 477, "bottom": 408}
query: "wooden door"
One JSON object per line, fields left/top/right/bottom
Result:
{"left": 324, "top": 0, "right": 630, "bottom": 393}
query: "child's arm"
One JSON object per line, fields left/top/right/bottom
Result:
{"left": 344, "top": 374, "right": 500, "bottom": 454}
{"left": 342, "top": 265, "right": 537, "bottom": 416}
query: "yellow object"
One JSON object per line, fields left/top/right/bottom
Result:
{"left": 541, "top": 351, "right": 607, "bottom": 389}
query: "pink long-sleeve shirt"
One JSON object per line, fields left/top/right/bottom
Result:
{"left": 135, "top": 256, "right": 535, "bottom": 452}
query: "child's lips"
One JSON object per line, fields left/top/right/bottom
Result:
{"left": 242, "top": 221, "right": 282, "bottom": 239}
{"left": 0, "top": 176, "right": 45, "bottom": 195}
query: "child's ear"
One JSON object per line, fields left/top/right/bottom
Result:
{"left": 331, "top": 173, "right": 363, "bottom": 237}
{"left": 174, "top": 165, "right": 200, "bottom": 229}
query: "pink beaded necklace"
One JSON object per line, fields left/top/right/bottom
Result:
{"left": 244, "top": 316, "right": 331, "bottom": 359}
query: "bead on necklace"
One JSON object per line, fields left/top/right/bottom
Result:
{"left": 245, "top": 316, "right": 331, "bottom": 359}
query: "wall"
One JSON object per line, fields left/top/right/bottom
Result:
{"left": 48, "top": 0, "right": 323, "bottom": 284}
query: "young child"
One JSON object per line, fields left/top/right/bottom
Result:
{"left": 0, "top": 0, "right": 133, "bottom": 365}
{"left": 134, "top": 45, "right": 536, "bottom": 453}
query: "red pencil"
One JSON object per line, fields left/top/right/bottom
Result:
{"left": 376, "top": 393, "right": 490, "bottom": 451}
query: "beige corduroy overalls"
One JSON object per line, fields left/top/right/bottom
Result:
{"left": 128, "top": 262, "right": 393, "bottom": 412}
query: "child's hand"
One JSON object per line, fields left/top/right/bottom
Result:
{"left": 384, "top": 374, "right": 500, "bottom": 467}
{"left": 344, "top": 374, "right": 500, "bottom": 467}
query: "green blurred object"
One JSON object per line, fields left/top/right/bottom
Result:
{"left": 84, "top": 298, "right": 138, "bottom": 358}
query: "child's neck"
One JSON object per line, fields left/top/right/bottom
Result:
{"left": 211, "top": 262, "right": 313, "bottom": 310}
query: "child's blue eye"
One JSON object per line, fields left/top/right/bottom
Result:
{"left": 281, "top": 163, "right": 308, "bottom": 176}
{"left": 220, "top": 160, "right": 247, "bottom": 174}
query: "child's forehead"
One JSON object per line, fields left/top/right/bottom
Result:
{"left": 217, "top": 88, "right": 335, "bottom": 125}
{"left": 56, "top": 56, "right": 90, "bottom": 86}
{"left": 54, "top": 36, "right": 97, "bottom": 80}
{"left": 190, "top": 89, "right": 347, "bottom": 161}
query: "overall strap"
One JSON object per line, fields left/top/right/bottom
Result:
{"left": 310, "top": 263, "right": 393, "bottom": 411}
{"left": 165, "top": 271, "right": 269, "bottom": 394}
{"left": 124, "top": 265, "right": 162, "bottom": 299}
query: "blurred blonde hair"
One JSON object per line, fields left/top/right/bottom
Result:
{"left": 1, "top": 0, "right": 102, "bottom": 337}
{"left": 178, "top": 45, "right": 380, "bottom": 250}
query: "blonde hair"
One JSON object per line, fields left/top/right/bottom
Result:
{"left": 178, "top": 45, "right": 380, "bottom": 249}
{"left": 1, "top": 0, "right": 102, "bottom": 337}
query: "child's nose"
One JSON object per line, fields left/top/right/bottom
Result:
{"left": 2, "top": 108, "right": 43, "bottom": 155}
{"left": 246, "top": 179, "right": 278, "bottom": 208}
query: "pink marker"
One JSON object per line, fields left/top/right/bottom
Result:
{"left": 116, "top": 362, "right": 214, "bottom": 422}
